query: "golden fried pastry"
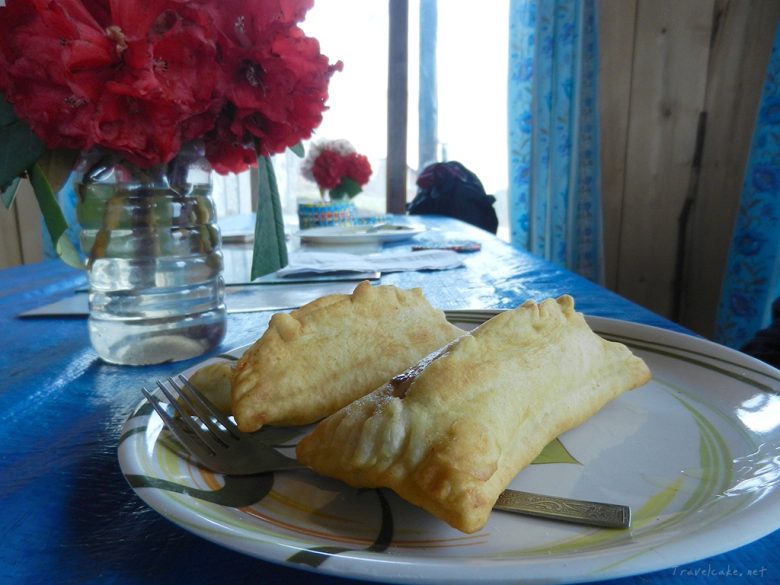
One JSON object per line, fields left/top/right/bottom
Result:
{"left": 188, "top": 361, "right": 235, "bottom": 416}
{"left": 296, "top": 296, "right": 651, "bottom": 533}
{"left": 232, "top": 281, "right": 465, "bottom": 432}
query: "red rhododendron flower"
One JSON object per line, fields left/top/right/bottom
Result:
{"left": 343, "top": 153, "right": 372, "bottom": 185}
{"left": 303, "top": 139, "right": 373, "bottom": 198}
{"left": 197, "top": 0, "right": 341, "bottom": 170}
{"left": 118, "top": 7, "right": 218, "bottom": 105}
{"left": 312, "top": 149, "right": 345, "bottom": 190}
{"left": 0, "top": 0, "right": 340, "bottom": 174}
{"left": 0, "top": 0, "right": 115, "bottom": 150}
{"left": 204, "top": 118, "right": 259, "bottom": 175}
{"left": 96, "top": 86, "right": 190, "bottom": 167}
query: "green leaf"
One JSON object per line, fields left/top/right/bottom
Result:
{"left": 54, "top": 233, "right": 84, "bottom": 269}
{"left": 289, "top": 142, "right": 305, "bottom": 158}
{"left": 250, "top": 156, "right": 288, "bottom": 280}
{"left": 0, "top": 93, "right": 19, "bottom": 127}
{"left": 0, "top": 118, "right": 46, "bottom": 190}
{"left": 329, "top": 177, "right": 362, "bottom": 200}
{"left": 1, "top": 176, "right": 20, "bottom": 209}
{"left": 531, "top": 438, "right": 579, "bottom": 465}
{"left": 28, "top": 164, "right": 84, "bottom": 269}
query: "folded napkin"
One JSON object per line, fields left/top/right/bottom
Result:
{"left": 275, "top": 249, "right": 463, "bottom": 277}
{"left": 250, "top": 157, "right": 288, "bottom": 279}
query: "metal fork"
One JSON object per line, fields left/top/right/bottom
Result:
{"left": 142, "top": 375, "right": 304, "bottom": 475}
{"left": 143, "top": 375, "right": 631, "bottom": 529}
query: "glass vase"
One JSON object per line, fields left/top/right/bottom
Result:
{"left": 74, "top": 142, "right": 226, "bottom": 365}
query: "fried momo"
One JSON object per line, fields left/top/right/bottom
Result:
{"left": 188, "top": 362, "right": 234, "bottom": 417}
{"left": 232, "top": 281, "right": 464, "bottom": 432}
{"left": 296, "top": 296, "right": 652, "bottom": 533}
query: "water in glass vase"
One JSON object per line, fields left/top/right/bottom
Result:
{"left": 75, "top": 145, "right": 227, "bottom": 365}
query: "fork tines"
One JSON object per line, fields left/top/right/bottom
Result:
{"left": 142, "top": 376, "right": 237, "bottom": 460}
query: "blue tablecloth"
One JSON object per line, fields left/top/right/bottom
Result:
{"left": 0, "top": 215, "right": 776, "bottom": 585}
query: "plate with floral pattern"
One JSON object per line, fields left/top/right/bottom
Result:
{"left": 118, "top": 311, "right": 780, "bottom": 584}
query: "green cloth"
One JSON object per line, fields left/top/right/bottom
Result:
{"left": 251, "top": 156, "right": 289, "bottom": 279}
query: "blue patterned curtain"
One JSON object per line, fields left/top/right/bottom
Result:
{"left": 507, "top": 0, "right": 603, "bottom": 283}
{"left": 715, "top": 24, "right": 780, "bottom": 349}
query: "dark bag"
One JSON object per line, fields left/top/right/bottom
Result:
{"left": 407, "top": 161, "right": 498, "bottom": 234}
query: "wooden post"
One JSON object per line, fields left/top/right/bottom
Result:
{"left": 418, "top": 0, "right": 438, "bottom": 171}
{"left": 387, "top": 0, "right": 409, "bottom": 214}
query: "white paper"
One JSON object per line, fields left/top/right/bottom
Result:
{"left": 276, "top": 249, "right": 463, "bottom": 277}
{"left": 19, "top": 281, "right": 365, "bottom": 318}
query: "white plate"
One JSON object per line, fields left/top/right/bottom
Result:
{"left": 299, "top": 224, "right": 425, "bottom": 245}
{"left": 118, "top": 312, "right": 780, "bottom": 585}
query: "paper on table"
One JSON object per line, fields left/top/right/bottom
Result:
{"left": 219, "top": 212, "right": 258, "bottom": 243}
{"left": 19, "top": 281, "right": 365, "bottom": 318}
{"left": 276, "top": 249, "right": 463, "bottom": 277}
{"left": 226, "top": 282, "right": 360, "bottom": 313}
{"left": 251, "top": 270, "right": 380, "bottom": 284}
{"left": 19, "top": 294, "right": 90, "bottom": 317}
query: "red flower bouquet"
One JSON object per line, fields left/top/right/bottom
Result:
{"left": 301, "top": 138, "right": 372, "bottom": 200}
{"left": 0, "top": 0, "right": 341, "bottom": 271}
{"left": 0, "top": 0, "right": 341, "bottom": 174}
{"left": 0, "top": 0, "right": 344, "bottom": 363}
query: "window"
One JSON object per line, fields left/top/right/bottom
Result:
{"left": 222, "top": 1, "right": 510, "bottom": 239}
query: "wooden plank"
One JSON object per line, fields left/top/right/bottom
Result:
{"left": 598, "top": 0, "right": 638, "bottom": 291}
{"left": 0, "top": 202, "right": 22, "bottom": 268}
{"left": 14, "top": 179, "right": 44, "bottom": 264}
{"left": 615, "top": 0, "right": 715, "bottom": 317}
{"left": 386, "top": 0, "right": 409, "bottom": 214}
{"left": 681, "top": 0, "right": 780, "bottom": 337}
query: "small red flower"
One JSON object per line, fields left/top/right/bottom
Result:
{"left": 343, "top": 153, "right": 372, "bottom": 185}
{"left": 303, "top": 139, "right": 373, "bottom": 198}
{"left": 312, "top": 149, "right": 345, "bottom": 190}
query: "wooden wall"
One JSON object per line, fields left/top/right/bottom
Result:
{"left": 0, "top": 179, "right": 43, "bottom": 268}
{"left": 599, "top": 0, "right": 780, "bottom": 338}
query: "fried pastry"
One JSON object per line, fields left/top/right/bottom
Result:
{"left": 296, "top": 295, "right": 652, "bottom": 533}
{"left": 232, "top": 281, "right": 465, "bottom": 432}
{"left": 188, "top": 361, "right": 234, "bottom": 417}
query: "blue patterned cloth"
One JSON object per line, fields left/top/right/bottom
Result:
{"left": 507, "top": 0, "right": 603, "bottom": 283}
{"left": 2, "top": 217, "right": 778, "bottom": 585}
{"left": 715, "top": 23, "right": 780, "bottom": 349}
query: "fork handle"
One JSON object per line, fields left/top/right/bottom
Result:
{"left": 494, "top": 489, "right": 631, "bottom": 529}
